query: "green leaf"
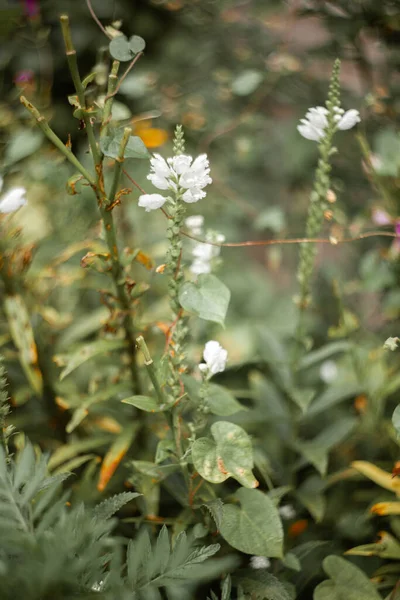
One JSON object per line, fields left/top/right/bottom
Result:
{"left": 5, "top": 129, "right": 43, "bottom": 165}
{"left": 231, "top": 69, "right": 263, "bottom": 96}
{"left": 295, "top": 417, "right": 357, "bottom": 476}
{"left": 202, "top": 499, "right": 224, "bottom": 529}
{"left": 219, "top": 488, "right": 283, "bottom": 558}
{"left": 93, "top": 491, "right": 142, "bottom": 521}
{"left": 296, "top": 475, "right": 326, "bottom": 522}
{"left": 4, "top": 295, "right": 43, "bottom": 395}
{"left": 179, "top": 274, "right": 230, "bottom": 326}
{"left": 129, "top": 35, "right": 146, "bottom": 53}
{"left": 54, "top": 338, "right": 126, "bottom": 381}
{"left": 346, "top": 531, "right": 400, "bottom": 560}
{"left": 100, "top": 127, "right": 150, "bottom": 159}
{"left": 238, "top": 570, "right": 293, "bottom": 600}
{"left": 192, "top": 421, "right": 258, "bottom": 488}
{"left": 393, "top": 404, "right": 400, "bottom": 436}
{"left": 122, "top": 395, "right": 166, "bottom": 412}
{"left": 207, "top": 384, "right": 246, "bottom": 416}
{"left": 109, "top": 35, "right": 133, "bottom": 61}
{"left": 305, "top": 382, "right": 363, "bottom": 418}
{"left": 314, "top": 555, "right": 381, "bottom": 600}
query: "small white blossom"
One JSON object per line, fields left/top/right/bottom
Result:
{"left": 336, "top": 109, "right": 361, "bottom": 130}
{"left": 144, "top": 153, "right": 211, "bottom": 207}
{"left": 185, "top": 215, "right": 204, "bottom": 235}
{"left": 297, "top": 106, "right": 328, "bottom": 141}
{"left": 199, "top": 340, "right": 228, "bottom": 378}
{"left": 298, "top": 105, "right": 360, "bottom": 142}
{"left": 320, "top": 360, "right": 338, "bottom": 383}
{"left": 250, "top": 556, "right": 271, "bottom": 570}
{"left": 91, "top": 581, "right": 104, "bottom": 592}
{"left": 189, "top": 232, "right": 225, "bottom": 276}
{"left": 384, "top": 337, "right": 400, "bottom": 352}
{"left": 0, "top": 185, "right": 27, "bottom": 214}
{"left": 279, "top": 505, "right": 296, "bottom": 520}
{"left": 138, "top": 193, "right": 167, "bottom": 212}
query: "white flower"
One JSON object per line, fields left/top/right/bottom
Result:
{"left": 279, "top": 505, "right": 296, "bottom": 520}
{"left": 0, "top": 185, "right": 28, "bottom": 214}
{"left": 146, "top": 153, "right": 211, "bottom": 204}
{"left": 298, "top": 105, "right": 360, "bottom": 141}
{"left": 147, "top": 154, "right": 174, "bottom": 191}
{"left": 336, "top": 109, "right": 361, "bottom": 130}
{"left": 319, "top": 360, "right": 338, "bottom": 383}
{"left": 171, "top": 154, "right": 192, "bottom": 175}
{"left": 189, "top": 232, "right": 225, "bottom": 276}
{"left": 190, "top": 258, "right": 212, "bottom": 275}
{"left": 138, "top": 193, "right": 167, "bottom": 212}
{"left": 185, "top": 215, "right": 204, "bottom": 235}
{"left": 297, "top": 106, "right": 328, "bottom": 141}
{"left": 199, "top": 340, "right": 228, "bottom": 378}
{"left": 250, "top": 556, "right": 271, "bottom": 570}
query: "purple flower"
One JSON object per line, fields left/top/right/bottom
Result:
{"left": 25, "top": 0, "right": 39, "bottom": 18}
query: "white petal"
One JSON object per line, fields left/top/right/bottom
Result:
{"left": 0, "top": 187, "right": 27, "bottom": 214}
{"left": 171, "top": 154, "right": 192, "bottom": 175}
{"left": 297, "top": 123, "right": 324, "bottom": 141}
{"left": 337, "top": 109, "right": 360, "bottom": 130}
{"left": 202, "top": 340, "right": 228, "bottom": 375}
{"left": 192, "top": 243, "right": 214, "bottom": 261}
{"left": 182, "top": 188, "right": 207, "bottom": 203}
{"left": 147, "top": 173, "right": 170, "bottom": 190}
{"left": 185, "top": 215, "right": 204, "bottom": 230}
{"left": 190, "top": 259, "right": 211, "bottom": 275}
{"left": 138, "top": 193, "right": 166, "bottom": 212}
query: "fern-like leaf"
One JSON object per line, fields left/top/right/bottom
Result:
{"left": 126, "top": 525, "right": 229, "bottom": 595}
{"left": 93, "top": 491, "right": 141, "bottom": 521}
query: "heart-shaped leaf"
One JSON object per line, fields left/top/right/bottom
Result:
{"left": 100, "top": 128, "right": 150, "bottom": 160}
{"left": 192, "top": 421, "right": 258, "bottom": 488}
{"left": 219, "top": 488, "right": 284, "bottom": 557}
{"left": 179, "top": 274, "right": 230, "bottom": 326}
{"left": 129, "top": 35, "right": 146, "bottom": 53}
{"left": 109, "top": 35, "right": 133, "bottom": 62}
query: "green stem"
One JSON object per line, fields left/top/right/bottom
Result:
{"left": 60, "top": 15, "right": 101, "bottom": 165}
{"left": 107, "top": 127, "right": 132, "bottom": 203}
{"left": 102, "top": 60, "right": 120, "bottom": 137}
{"left": 136, "top": 336, "right": 167, "bottom": 407}
{"left": 19, "top": 96, "right": 95, "bottom": 185}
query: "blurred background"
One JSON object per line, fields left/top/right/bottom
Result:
{"left": 0, "top": 0, "right": 399, "bottom": 364}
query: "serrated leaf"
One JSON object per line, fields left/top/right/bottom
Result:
{"left": 100, "top": 127, "right": 150, "bottom": 159}
{"left": 129, "top": 35, "right": 146, "bottom": 53}
{"left": 219, "top": 488, "right": 283, "bottom": 558}
{"left": 238, "top": 570, "right": 293, "bottom": 600}
{"left": 192, "top": 421, "right": 258, "bottom": 488}
{"left": 202, "top": 499, "right": 224, "bottom": 529}
{"left": 179, "top": 274, "right": 230, "bottom": 326}
{"left": 93, "top": 491, "right": 141, "bottom": 521}
{"left": 54, "top": 338, "right": 126, "bottom": 381}
{"left": 109, "top": 35, "right": 133, "bottom": 61}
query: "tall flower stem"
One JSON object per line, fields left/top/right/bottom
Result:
{"left": 20, "top": 17, "right": 141, "bottom": 394}
{"left": 295, "top": 59, "right": 341, "bottom": 358}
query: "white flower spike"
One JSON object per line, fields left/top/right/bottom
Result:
{"left": 0, "top": 187, "right": 28, "bottom": 214}
{"left": 185, "top": 215, "right": 204, "bottom": 235}
{"left": 298, "top": 105, "right": 360, "bottom": 142}
{"left": 199, "top": 340, "right": 228, "bottom": 378}
{"left": 138, "top": 193, "right": 167, "bottom": 212}
{"left": 140, "top": 152, "right": 212, "bottom": 211}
